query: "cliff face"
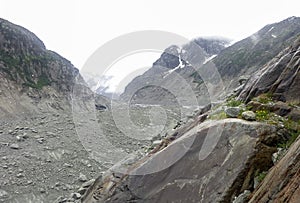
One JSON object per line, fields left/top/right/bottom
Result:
{"left": 0, "top": 18, "right": 83, "bottom": 116}
{"left": 239, "top": 36, "right": 300, "bottom": 104}
{"left": 249, "top": 136, "right": 300, "bottom": 203}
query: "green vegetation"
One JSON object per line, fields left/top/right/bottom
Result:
{"left": 255, "top": 171, "right": 268, "bottom": 183}
{"left": 288, "top": 101, "right": 300, "bottom": 108}
{"left": 209, "top": 111, "right": 227, "bottom": 120}
{"left": 0, "top": 49, "right": 53, "bottom": 89}
{"left": 253, "top": 93, "right": 273, "bottom": 104}
{"left": 23, "top": 75, "right": 51, "bottom": 90}
{"left": 190, "top": 71, "right": 204, "bottom": 86}
{"left": 278, "top": 118, "right": 300, "bottom": 149}
{"left": 226, "top": 98, "right": 243, "bottom": 107}
{"left": 0, "top": 51, "right": 20, "bottom": 68}
{"left": 255, "top": 109, "right": 270, "bottom": 121}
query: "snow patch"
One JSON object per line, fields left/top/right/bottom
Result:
{"left": 271, "top": 34, "right": 277, "bottom": 38}
{"left": 267, "top": 26, "right": 274, "bottom": 33}
{"left": 162, "top": 51, "right": 185, "bottom": 78}
{"left": 203, "top": 55, "right": 217, "bottom": 65}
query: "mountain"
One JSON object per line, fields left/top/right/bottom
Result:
{"left": 82, "top": 30, "right": 300, "bottom": 203}
{"left": 0, "top": 18, "right": 85, "bottom": 117}
{"left": 1, "top": 16, "right": 300, "bottom": 203}
{"left": 121, "top": 37, "right": 231, "bottom": 106}
{"left": 206, "top": 16, "right": 300, "bottom": 89}
{"left": 122, "top": 17, "right": 300, "bottom": 107}
{"left": 0, "top": 18, "right": 108, "bottom": 203}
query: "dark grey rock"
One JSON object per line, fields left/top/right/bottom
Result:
{"left": 10, "top": 143, "right": 20, "bottom": 149}
{"left": 93, "top": 119, "right": 277, "bottom": 203}
{"left": 77, "top": 187, "right": 87, "bottom": 195}
{"left": 239, "top": 36, "right": 300, "bottom": 103}
{"left": 39, "top": 188, "right": 46, "bottom": 193}
{"left": 71, "top": 193, "right": 81, "bottom": 200}
{"left": 225, "top": 107, "right": 241, "bottom": 118}
{"left": 31, "top": 129, "right": 38, "bottom": 133}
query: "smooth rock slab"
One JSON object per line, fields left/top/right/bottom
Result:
{"left": 93, "top": 119, "right": 277, "bottom": 203}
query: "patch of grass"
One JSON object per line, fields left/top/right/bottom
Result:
{"left": 256, "top": 171, "right": 268, "bottom": 183}
{"left": 246, "top": 104, "right": 254, "bottom": 111}
{"left": 253, "top": 93, "right": 273, "bottom": 104}
{"left": 288, "top": 101, "right": 300, "bottom": 108}
{"left": 278, "top": 118, "right": 300, "bottom": 148}
{"left": 209, "top": 111, "right": 227, "bottom": 120}
{"left": 227, "top": 98, "right": 243, "bottom": 107}
{"left": 0, "top": 50, "right": 21, "bottom": 68}
{"left": 23, "top": 75, "right": 51, "bottom": 90}
{"left": 255, "top": 109, "right": 270, "bottom": 121}
{"left": 190, "top": 71, "right": 204, "bottom": 86}
{"left": 36, "top": 75, "right": 51, "bottom": 89}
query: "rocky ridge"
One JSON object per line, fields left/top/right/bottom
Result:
{"left": 0, "top": 18, "right": 83, "bottom": 117}
{"left": 120, "top": 37, "right": 230, "bottom": 106}
{"left": 121, "top": 17, "right": 300, "bottom": 107}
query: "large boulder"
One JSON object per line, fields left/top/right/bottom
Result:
{"left": 87, "top": 119, "right": 279, "bottom": 203}
{"left": 225, "top": 107, "right": 241, "bottom": 118}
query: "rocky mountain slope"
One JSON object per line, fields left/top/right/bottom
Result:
{"left": 82, "top": 25, "right": 300, "bottom": 203}
{"left": 121, "top": 17, "right": 300, "bottom": 107}
{"left": 1, "top": 17, "right": 300, "bottom": 203}
{"left": 120, "top": 37, "right": 230, "bottom": 106}
{"left": 0, "top": 18, "right": 108, "bottom": 203}
{"left": 0, "top": 18, "right": 84, "bottom": 117}
{"left": 238, "top": 36, "right": 300, "bottom": 104}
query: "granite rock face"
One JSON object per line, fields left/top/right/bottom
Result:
{"left": 86, "top": 119, "right": 279, "bottom": 203}
{"left": 249, "top": 136, "right": 300, "bottom": 203}
{"left": 239, "top": 36, "right": 300, "bottom": 104}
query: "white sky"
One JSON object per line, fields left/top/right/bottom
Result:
{"left": 1, "top": 0, "right": 299, "bottom": 92}
{"left": 1, "top": 0, "right": 299, "bottom": 69}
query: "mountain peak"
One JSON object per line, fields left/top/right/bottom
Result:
{"left": 0, "top": 18, "right": 46, "bottom": 51}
